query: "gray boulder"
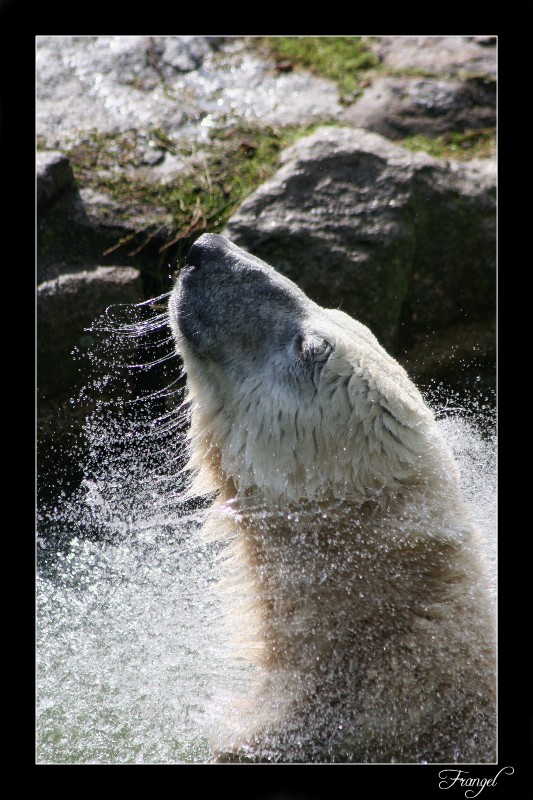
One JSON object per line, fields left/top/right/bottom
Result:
{"left": 37, "top": 151, "right": 76, "bottom": 208}
{"left": 37, "top": 266, "right": 149, "bottom": 499}
{"left": 159, "top": 35, "right": 222, "bottom": 74}
{"left": 38, "top": 266, "right": 143, "bottom": 401}
{"left": 224, "top": 127, "right": 495, "bottom": 368}
{"left": 343, "top": 75, "right": 495, "bottom": 138}
{"left": 36, "top": 36, "right": 342, "bottom": 147}
{"left": 37, "top": 151, "right": 175, "bottom": 283}
{"left": 37, "top": 266, "right": 144, "bottom": 497}
{"left": 38, "top": 266, "right": 144, "bottom": 487}
{"left": 370, "top": 35, "right": 496, "bottom": 77}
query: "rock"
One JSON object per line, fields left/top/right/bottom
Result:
{"left": 37, "top": 265, "right": 174, "bottom": 502}
{"left": 469, "top": 36, "right": 497, "bottom": 47}
{"left": 37, "top": 266, "right": 143, "bottom": 492}
{"left": 159, "top": 36, "right": 221, "bottom": 74}
{"left": 139, "top": 145, "right": 165, "bottom": 166}
{"left": 342, "top": 75, "right": 495, "bottom": 138}
{"left": 36, "top": 36, "right": 342, "bottom": 147}
{"left": 131, "top": 151, "right": 191, "bottom": 185}
{"left": 224, "top": 127, "right": 495, "bottom": 362}
{"left": 37, "top": 177, "right": 174, "bottom": 283}
{"left": 370, "top": 36, "right": 496, "bottom": 77}
{"left": 37, "top": 151, "right": 76, "bottom": 207}
{"left": 38, "top": 266, "right": 143, "bottom": 400}
{"left": 77, "top": 187, "right": 174, "bottom": 244}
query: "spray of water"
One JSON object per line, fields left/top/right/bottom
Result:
{"left": 36, "top": 299, "right": 496, "bottom": 764}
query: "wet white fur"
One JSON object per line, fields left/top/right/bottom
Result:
{"left": 170, "top": 261, "right": 496, "bottom": 763}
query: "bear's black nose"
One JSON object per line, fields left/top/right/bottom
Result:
{"left": 186, "top": 233, "right": 232, "bottom": 269}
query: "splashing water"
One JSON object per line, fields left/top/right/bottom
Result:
{"left": 426, "top": 383, "right": 497, "bottom": 596}
{"left": 36, "top": 299, "right": 496, "bottom": 764}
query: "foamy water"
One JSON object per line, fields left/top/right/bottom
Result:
{"left": 36, "top": 514, "right": 251, "bottom": 763}
{"left": 36, "top": 302, "right": 496, "bottom": 764}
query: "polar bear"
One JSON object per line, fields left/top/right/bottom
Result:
{"left": 168, "top": 233, "right": 496, "bottom": 763}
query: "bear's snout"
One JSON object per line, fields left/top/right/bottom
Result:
{"left": 185, "top": 232, "right": 235, "bottom": 272}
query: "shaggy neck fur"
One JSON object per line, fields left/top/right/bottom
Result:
{"left": 183, "top": 353, "right": 460, "bottom": 509}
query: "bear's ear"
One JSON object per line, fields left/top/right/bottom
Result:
{"left": 295, "top": 334, "right": 333, "bottom": 362}
{"left": 309, "top": 336, "right": 334, "bottom": 362}
{"left": 290, "top": 333, "right": 335, "bottom": 377}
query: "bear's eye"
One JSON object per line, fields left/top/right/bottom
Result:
{"left": 294, "top": 333, "right": 306, "bottom": 355}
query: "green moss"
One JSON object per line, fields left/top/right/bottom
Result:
{"left": 64, "top": 122, "right": 328, "bottom": 258}
{"left": 380, "top": 66, "right": 440, "bottom": 80}
{"left": 157, "top": 121, "right": 329, "bottom": 234}
{"left": 253, "top": 37, "right": 380, "bottom": 101}
{"left": 399, "top": 128, "right": 496, "bottom": 161}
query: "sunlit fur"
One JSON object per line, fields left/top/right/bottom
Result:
{"left": 169, "top": 234, "right": 496, "bottom": 763}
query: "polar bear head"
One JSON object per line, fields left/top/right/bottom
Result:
{"left": 169, "top": 233, "right": 448, "bottom": 503}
